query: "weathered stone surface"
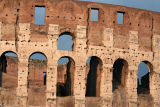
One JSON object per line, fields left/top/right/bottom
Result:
{"left": 0, "top": 0, "right": 159, "bottom": 106}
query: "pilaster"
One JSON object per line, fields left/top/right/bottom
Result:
{"left": 126, "top": 66, "right": 138, "bottom": 106}
{"left": 100, "top": 64, "right": 113, "bottom": 107}
{"left": 46, "top": 64, "right": 57, "bottom": 107}
{"left": 151, "top": 34, "right": 160, "bottom": 104}
{"left": 17, "top": 58, "right": 28, "bottom": 107}
{"left": 74, "top": 62, "right": 86, "bottom": 107}
{"left": 16, "top": 23, "right": 31, "bottom": 107}
{"left": 48, "top": 24, "right": 59, "bottom": 50}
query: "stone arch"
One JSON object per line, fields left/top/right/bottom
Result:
{"left": 57, "top": 56, "right": 75, "bottom": 96}
{"left": 85, "top": 56, "right": 102, "bottom": 97}
{"left": 112, "top": 58, "right": 128, "bottom": 92}
{"left": 0, "top": 51, "right": 18, "bottom": 87}
{"left": 137, "top": 60, "right": 153, "bottom": 95}
{"left": 28, "top": 52, "right": 47, "bottom": 61}
{"left": 58, "top": 32, "right": 75, "bottom": 51}
{"left": 27, "top": 52, "right": 47, "bottom": 106}
{"left": 28, "top": 51, "right": 47, "bottom": 87}
{"left": 0, "top": 51, "right": 18, "bottom": 106}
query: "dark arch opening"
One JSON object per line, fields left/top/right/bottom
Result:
{"left": 137, "top": 61, "right": 152, "bottom": 95}
{"left": 28, "top": 52, "right": 47, "bottom": 106}
{"left": 58, "top": 32, "right": 74, "bottom": 51}
{"left": 112, "top": 58, "right": 128, "bottom": 92}
{"left": 28, "top": 52, "right": 47, "bottom": 87}
{"left": 0, "top": 51, "right": 18, "bottom": 106}
{"left": 57, "top": 56, "right": 75, "bottom": 96}
{"left": 0, "top": 51, "right": 18, "bottom": 88}
{"left": 85, "top": 56, "right": 102, "bottom": 97}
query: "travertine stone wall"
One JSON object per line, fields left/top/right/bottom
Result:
{"left": 0, "top": 0, "right": 159, "bottom": 107}
{"left": 152, "top": 34, "right": 160, "bottom": 105}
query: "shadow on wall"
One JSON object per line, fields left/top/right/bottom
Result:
{"left": 112, "top": 58, "right": 128, "bottom": 92}
{"left": 57, "top": 57, "right": 75, "bottom": 97}
{"left": 0, "top": 52, "right": 18, "bottom": 88}
{"left": 0, "top": 52, "right": 18, "bottom": 106}
{"left": 27, "top": 52, "right": 47, "bottom": 107}
{"left": 137, "top": 61, "right": 151, "bottom": 95}
{"left": 86, "top": 56, "right": 102, "bottom": 97}
{"left": 0, "top": 54, "right": 7, "bottom": 87}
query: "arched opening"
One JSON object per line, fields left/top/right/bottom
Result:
{"left": 137, "top": 61, "right": 152, "bottom": 95}
{"left": 112, "top": 58, "right": 128, "bottom": 92}
{"left": 28, "top": 52, "right": 47, "bottom": 106}
{"left": 57, "top": 56, "right": 75, "bottom": 96}
{"left": 58, "top": 32, "right": 74, "bottom": 51}
{"left": 0, "top": 51, "right": 18, "bottom": 105}
{"left": 85, "top": 56, "right": 102, "bottom": 97}
{"left": 137, "top": 61, "right": 154, "bottom": 106}
{"left": 0, "top": 51, "right": 18, "bottom": 88}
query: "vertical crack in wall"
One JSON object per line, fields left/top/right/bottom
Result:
{"left": 15, "top": 3, "right": 20, "bottom": 52}
{"left": 86, "top": 8, "right": 90, "bottom": 52}
{"left": 151, "top": 16, "right": 154, "bottom": 51}
{"left": 15, "top": 24, "right": 18, "bottom": 51}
